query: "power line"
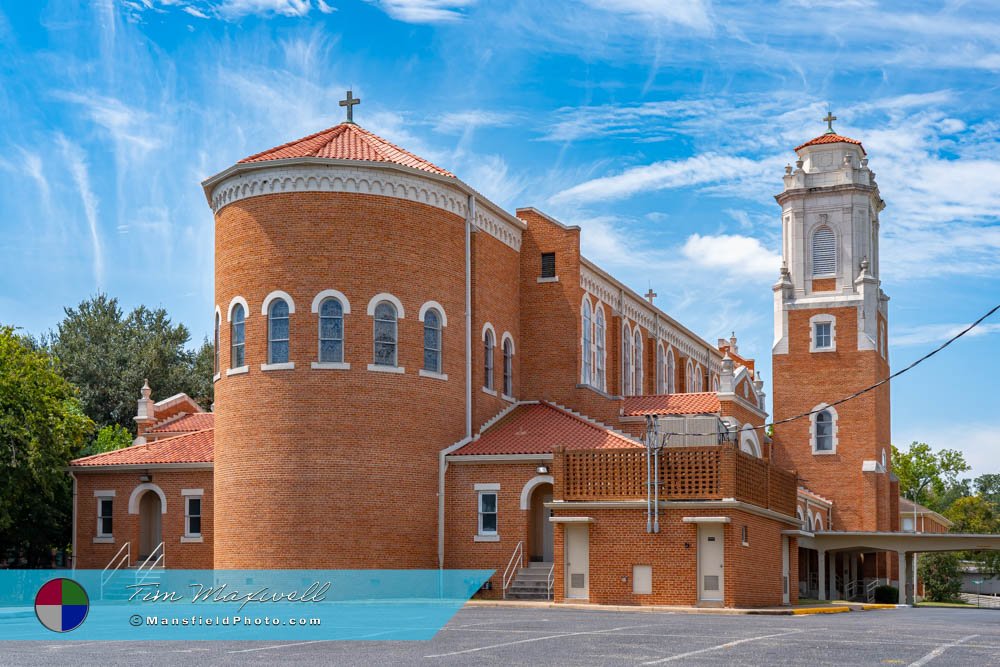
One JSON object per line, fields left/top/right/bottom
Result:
{"left": 648, "top": 302, "right": 1000, "bottom": 440}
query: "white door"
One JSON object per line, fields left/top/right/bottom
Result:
{"left": 564, "top": 524, "right": 589, "bottom": 599}
{"left": 698, "top": 524, "right": 724, "bottom": 602}
{"left": 781, "top": 537, "right": 790, "bottom": 604}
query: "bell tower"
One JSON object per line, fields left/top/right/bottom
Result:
{"left": 770, "top": 114, "right": 896, "bottom": 532}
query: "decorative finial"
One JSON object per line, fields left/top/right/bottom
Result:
{"left": 785, "top": 163, "right": 792, "bottom": 175}
{"left": 823, "top": 110, "right": 837, "bottom": 134}
{"left": 339, "top": 89, "right": 361, "bottom": 124}
{"left": 141, "top": 379, "right": 151, "bottom": 400}
{"left": 644, "top": 288, "right": 657, "bottom": 304}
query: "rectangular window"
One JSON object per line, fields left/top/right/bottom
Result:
{"left": 902, "top": 517, "right": 915, "bottom": 532}
{"left": 814, "top": 322, "right": 832, "bottom": 349}
{"left": 741, "top": 525, "right": 749, "bottom": 546}
{"left": 478, "top": 492, "right": 498, "bottom": 535}
{"left": 97, "top": 497, "right": 113, "bottom": 537}
{"left": 540, "top": 252, "right": 556, "bottom": 278}
{"left": 185, "top": 497, "right": 202, "bottom": 537}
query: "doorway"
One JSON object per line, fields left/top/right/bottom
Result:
{"left": 698, "top": 523, "right": 725, "bottom": 602}
{"left": 139, "top": 490, "right": 162, "bottom": 560}
{"left": 529, "top": 483, "right": 553, "bottom": 562}
{"left": 564, "top": 523, "right": 589, "bottom": 599}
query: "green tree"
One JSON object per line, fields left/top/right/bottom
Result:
{"left": 0, "top": 326, "right": 94, "bottom": 565}
{"left": 79, "top": 424, "right": 133, "bottom": 458}
{"left": 918, "top": 552, "right": 963, "bottom": 602}
{"left": 946, "top": 496, "right": 998, "bottom": 534}
{"left": 892, "top": 441, "right": 971, "bottom": 512}
{"left": 974, "top": 474, "right": 1000, "bottom": 508}
{"left": 47, "top": 294, "right": 213, "bottom": 431}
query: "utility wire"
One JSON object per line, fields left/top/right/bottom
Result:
{"left": 647, "top": 303, "right": 1000, "bottom": 439}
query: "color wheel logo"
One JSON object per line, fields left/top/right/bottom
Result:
{"left": 35, "top": 578, "right": 89, "bottom": 633}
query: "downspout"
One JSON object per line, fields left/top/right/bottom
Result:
{"left": 70, "top": 471, "right": 78, "bottom": 571}
{"left": 438, "top": 194, "right": 476, "bottom": 570}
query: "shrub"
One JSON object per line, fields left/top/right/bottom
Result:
{"left": 919, "top": 552, "right": 963, "bottom": 602}
{"left": 874, "top": 585, "right": 898, "bottom": 604}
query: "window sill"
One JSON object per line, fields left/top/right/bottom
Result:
{"left": 261, "top": 362, "right": 295, "bottom": 371}
{"left": 419, "top": 369, "right": 448, "bottom": 381}
{"left": 226, "top": 366, "right": 249, "bottom": 377}
{"left": 481, "top": 387, "right": 497, "bottom": 397}
{"left": 536, "top": 276, "right": 559, "bottom": 283}
{"left": 474, "top": 534, "right": 500, "bottom": 542}
{"left": 180, "top": 535, "right": 204, "bottom": 544}
{"left": 368, "top": 364, "right": 405, "bottom": 374}
{"left": 501, "top": 393, "right": 516, "bottom": 403}
{"left": 213, "top": 372, "right": 221, "bottom": 383}
{"left": 810, "top": 347, "right": 837, "bottom": 353}
{"left": 93, "top": 536, "right": 114, "bottom": 544}
{"left": 312, "top": 361, "right": 350, "bottom": 370}
{"left": 742, "top": 542, "right": 750, "bottom": 547}
{"left": 812, "top": 449, "right": 837, "bottom": 456}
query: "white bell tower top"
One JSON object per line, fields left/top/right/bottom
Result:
{"left": 772, "top": 114, "right": 888, "bottom": 355}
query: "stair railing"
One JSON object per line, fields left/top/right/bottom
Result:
{"left": 502, "top": 541, "right": 524, "bottom": 600}
{"left": 547, "top": 562, "right": 555, "bottom": 600}
{"left": 136, "top": 542, "right": 165, "bottom": 586}
{"left": 865, "top": 578, "right": 880, "bottom": 603}
{"left": 101, "top": 541, "right": 130, "bottom": 599}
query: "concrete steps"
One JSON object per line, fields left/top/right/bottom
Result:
{"left": 506, "top": 562, "right": 553, "bottom": 601}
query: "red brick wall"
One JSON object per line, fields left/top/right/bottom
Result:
{"left": 73, "top": 470, "right": 213, "bottom": 569}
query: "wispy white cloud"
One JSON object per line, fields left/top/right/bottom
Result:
{"left": 53, "top": 91, "right": 164, "bottom": 154}
{"left": 56, "top": 135, "right": 105, "bottom": 289}
{"left": 892, "top": 321, "right": 1000, "bottom": 348}
{"left": 582, "top": 0, "right": 713, "bottom": 32}
{"left": 369, "top": 0, "right": 477, "bottom": 24}
{"left": 681, "top": 233, "right": 781, "bottom": 279}
{"left": 213, "top": 0, "right": 313, "bottom": 18}
{"left": 434, "top": 109, "right": 512, "bottom": 134}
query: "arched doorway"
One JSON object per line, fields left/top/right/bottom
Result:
{"left": 529, "top": 483, "right": 554, "bottom": 562}
{"left": 139, "top": 490, "right": 162, "bottom": 560}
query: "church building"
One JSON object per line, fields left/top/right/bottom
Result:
{"left": 70, "top": 97, "right": 981, "bottom": 608}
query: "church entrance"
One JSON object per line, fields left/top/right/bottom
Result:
{"left": 138, "top": 490, "right": 162, "bottom": 561}
{"left": 529, "top": 483, "right": 553, "bottom": 562}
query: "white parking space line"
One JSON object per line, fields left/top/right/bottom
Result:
{"left": 641, "top": 629, "right": 808, "bottom": 665}
{"left": 908, "top": 634, "right": 978, "bottom": 667}
{"left": 424, "top": 624, "right": 652, "bottom": 658}
{"left": 228, "top": 640, "right": 330, "bottom": 654}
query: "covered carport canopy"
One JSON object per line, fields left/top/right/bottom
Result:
{"left": 795, "top": 532, "right": 1000, "bottom": 605}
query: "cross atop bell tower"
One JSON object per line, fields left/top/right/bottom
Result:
{"left": 822, "top": 110, "right": 837, "bottom": 134}
{"left": 339, "top": 89, "right": 361, "bottom": 124}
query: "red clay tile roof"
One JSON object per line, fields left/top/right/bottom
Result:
{"left": 146, "top": 412, "right": 215, "bottom": 433}
{"left": 70, "top": 429, "right": 214, "bottom": 467}
{"left": 238, "top": 123, "right": 455, "bottom": 177}
{"left": 622, "top": 393, "right": 721, "bottom": 417}
{"left": 795, "top": 133, "right": 866, "bottom": 155}
{"left": 452, "top": 402, "right": 640, "bottom": 456}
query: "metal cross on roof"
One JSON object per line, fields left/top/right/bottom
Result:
{"left": 339, "top": 89, "right": 361, "bottom": 124}
{"left": 823, "top": 110, "right": 837, "bottom": 134}
{"left": 644, "top": 288, "right": 657, "bottom": 304}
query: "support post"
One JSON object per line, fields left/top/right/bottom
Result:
{"left": 897, "top": 551, "right": 909, "bottom": 606}
{"left": 817, "top": 548, "right": 827, "bottom": 601}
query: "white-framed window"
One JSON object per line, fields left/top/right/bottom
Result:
{"left": 97, "top": 496, "right": 113, "bottom": 537}
{"left": 185, "top": 495, "right": 202, "bottom": 538}
{"left": 879, "top": 321, "right": 887, "bottom": 358}
{"left": 372, "top": 301, "right": 398, "bottom": 367}
{"left": 902, "top": 517, "right": 915, "bottom": 532}
{"left": 695, "top": 364, "right": 703, "bottom": 392}
{"left": 213, "top": 311, "right": 220, "bottom": 375}
{"left": 686, "top": 360, "right": 694, "bottom": 392}
{"left": 712, "top": 374, "right": 720, "bottom": 392}
{"left": 595, "top": 305, "right": 606, "bottom": 391}
{"left": 319, "top": 297, "right": 345, "bottom": 363}
{"left": 812, "top": 225, "right": 837, "bottom": 276}
{"left": 230, "top": 303, "right": 246, "bottom": 368}
{"left": 810, "top": 403, "right": 838, "bottom": 454}
{"left": 582, "top": 298, "right": 592, "bottom": 385}
{"left": 809, "top": 314, "right": 837, "bottom": 352}
{"left": 622, "top": 323, "right": 633, "bottom": 396}
{"left": 741, "top": 525, "right": 749, "bottom": 546}
{"left": 483, "top": 326, "right": 495, "bottom": 391}
{"left": 633, "top": 328, "right": 643, "bottom": 395}
{"left": 423, "top": 308, "right": 443, "bottom": 373}
{"left": 666, "top": 347, "right": 675, "bottom": 394}
{"left": 656, "top": 343, "right": 665, "bottom": 393}
{"left": 267, "top": 298, "right": 290, "bottom": 364}
{"left": 478, "top": 491, "right": 498, "bottom": 536}
{"left": 502, "top": 334, "right": 514, "bottom": 397}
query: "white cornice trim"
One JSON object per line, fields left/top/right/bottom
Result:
{"left": 202, "top": 159, "right": 524, "bottom": 251}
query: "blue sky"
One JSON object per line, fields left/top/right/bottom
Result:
{"left": 1, "top": 1, "right": 998, "bottom": 475}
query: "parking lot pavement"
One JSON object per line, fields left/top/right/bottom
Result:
{"left": 3, "top": 605, "right": 1000, "bottom": 666}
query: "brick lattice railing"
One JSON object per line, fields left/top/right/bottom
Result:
{"left": 556, "top": 445, "right": 797, "bottom": 516}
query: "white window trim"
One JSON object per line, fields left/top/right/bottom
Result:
{"left": 367, "top": 292, "right": 405, "bottom": 318}
{"left": 481, "top": 386, "right": 498, "bottom": 397}
{"left": 227, "top": 296, "right": 249, "bottom": 322}
{"left": 483, "top": 323, "right": 496, "bottom": 391}
{"left": 740, "top": 424, "right": 762, "bottom": 458}
{"left": 312, "top": 361, "right": 350, "bottom": 370}
{"left": 581, "top": 296, "right": 593, "bottom": 386}
{"left": 311, "top": 289, "right": 351, "bottom": 314}
{"left": 419, "top": 369, "right": 448, "bottom": 381}
{"left": 260, "top": 290, "right": 295, "bottom": 316}
{"left": 501, "top": 333, "right": 514, "bottom": 397}
{"left": 741, "top": 525, "right": 750, "bottom": 547}
{"left": 418, "top": 301, "right": 448, "bottom": 327}
{"left": 536, "top": 276, "right": 559, "bottom": 283}
{"left": 666, "top": 346, "right": 675, "bottom": 394}
{"left": 814, "top": 515, "right": 824, "bottom": 531}
{"left": 183, "top": 493, "right": 203, "bottom": 539}
{"left": 810, "top": 403, "right": 839, "bottom": 455}
{"left": 622, "top": 322, "right": 633, "bottom": 396}
{"left": 128, "top": 483, "right": 168, "bottom": 515}
{"left": 809, "top": 314, "right": 837, "bottom": 352}
{"left": 368, "top": 364, "right": 405, "bottom": 374}
{"left": 594, "top": 302, "right": 607, "bottom": 392}
{"left": 226, "top": 365, "right": 249, "bottom": 376}
{"left": 686, "top": 360, "right": 694, "bottom": 393}
{"left": 500, "top": 332, "right": 515, "bottom": 355}
{"left": 476, "top": 485, "right": 499, "bottom": 539}
{"left": 811, "top": 224, "right": 838, "bottom": 277}
{"left": 261, "top": 362, "right": 295, "bottom": 371}
{"left": 633, "top": 328, "right": 643, "bottom": 395}
{"left": 96, "top": 493, "right": 114, "bottom": 539}
{"left": 655, "top": 343, "right": 665, "bottom": 394}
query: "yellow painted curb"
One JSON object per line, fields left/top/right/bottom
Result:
{"left": 791, "top": 606, "right": 851, "bottom": 615}
{"left": 861, "top": 604, "right": 897, "bottom": 610}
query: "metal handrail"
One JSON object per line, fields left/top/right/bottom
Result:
{"left": 100, "top": 541, "right": 130, "bottom": 598}
{"left": 502, "top": 541, "right": 524, "bottom": 600}
{"left": 865, "top": 578, "right": 880, "bottom": 603}
{"left": 547, "top": 563, "right": 555, "bottom": 600}
{"left": 136, "top": 542, "right": 164, "bottom": 585}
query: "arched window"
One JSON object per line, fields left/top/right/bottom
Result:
{"left": 483, "top": 328, "right": 495, "bottom": 391}
{"left": 503, "top": 336, "right": 514, "bottom": 397}
{"left": 231, "top": 303, "right": 245, "bottom": 368}
{"left": 213, "top": 311, "right": 220, "bottom": 375}
{"left": 814, "top": 514, "right": 824, "bottom": 532}
{"left": 686, "top": 360, "right": 694, "bottom": 392}
{"left": 319, "top": 297, "right": 344, "bottom": 363}
{"left": 666, "top": 347, "right": 675, "bottom": 394}
{"left": 695, "top": 364, "right": 703, "bottom": 392}
{"left": 267, "top": 299, "right": 290, "bottom": 364}
{"left": 373, "top": 301, "right": 398, "bottom": 367}
{"left": 815, "top": 410, "right": 833, "bottom": 451}
{"left": 582, "top": 299, "right": 592, "bottom": 385}
{"left": 622, "top": 324, "right": 632, "bottom": 396}
{"left": 812, "top": 225, "right": 836, "bottom": 276}
{"left": 633, "top": 328, "right": 643, "bottom": 395}
{"left": 656, "top": 344, "right": 665, "bottom": 394}
{"left": 595, "top": 306, "right": 606, "bottom": 391}
{"left": 712, "top": 374, "right": 720, "bottom": 392}
{"left": 423, "top": 308, "right": 442, "bottom": 373}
